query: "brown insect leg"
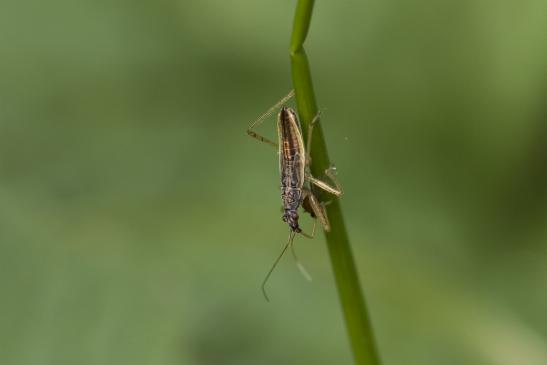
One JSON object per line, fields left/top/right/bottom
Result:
{"left": 305, "top": 111, "right": 321, "bottom": 164}
{"left": 247, "top": 90, "right": 295, "bottom": 149}
{"left": 306, "top": 166, "right": 343, "bottom": 197}
{"left": 303, "top": 189, "right": 331, "bottom": 232}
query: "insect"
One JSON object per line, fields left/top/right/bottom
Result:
{"left": 247, "top": 90, "right": 343, "bottom": 300}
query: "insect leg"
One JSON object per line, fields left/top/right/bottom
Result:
{"left": 305, "top": 111, "right": 322, "bottom": 163}
{"left": 302, "top": 111, "right": 343, "bottom": 197}
{"left": 306, "top": 166, "right": 343, "bottom": 197}
{"left": 299, "top": 216, "right": 317, "bottom": 239}
{"left": 247, "top": 90, "right": 295, "bottom": 148}
{"left": 303, "top": 189, "right": 331, "bottom": 232}
{"left": 288, "top": 188, "right": 334, "bottom": 282}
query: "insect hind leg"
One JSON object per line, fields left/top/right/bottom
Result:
{"left": 247, "top": 90, "right": 295, "bottom": 149}
{"left": 305, "top": 111, "right": 322, "bottom": 163}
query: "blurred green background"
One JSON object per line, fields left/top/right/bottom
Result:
{"left": 2, "top": 0, "right": 547, "bottom": 364}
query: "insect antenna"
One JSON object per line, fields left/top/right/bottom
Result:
{"left": 290, "top": 219, "right": 316, "bottom": 282}
{"left": 261, "top": 230, "right": 296, "bottom": 302}
{"left": 290, "top": 244, "right": 312, "bottom": 282}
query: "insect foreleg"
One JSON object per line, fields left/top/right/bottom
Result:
{"left": 298, "top": 217, "right": 316, "bottom": 239}
{"left": 302, "top": 190, "right": 331, "bottom": 232}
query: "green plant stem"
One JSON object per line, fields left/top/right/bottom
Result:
{"left": 289, "top": 1, "right": 381, "bottom": 364}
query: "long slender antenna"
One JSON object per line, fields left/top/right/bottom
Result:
{"left": 290, "top": 244, "right": 312, "bottom": 282}
{"left": 248, "top": 90, "right": 295, "bottom": 131}
{"left": 291, "top": 219, "right": 315, "bottom": 281}
{"left": 261, "top": 231, "right": 296, "bottom": 302}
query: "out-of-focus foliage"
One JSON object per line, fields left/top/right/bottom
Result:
{"left": 1, "top": 1, "right": 547, "bottom": 364}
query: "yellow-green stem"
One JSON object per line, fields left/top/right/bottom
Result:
{"left": 289, "top": 1, "right": 381, "bottom": 364}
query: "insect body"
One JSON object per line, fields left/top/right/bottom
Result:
{"left": 247, "top": 90, "right": 343, "bottom": 300}
{"left": 278, "top": 106, "right": 306, "bottom": 233}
